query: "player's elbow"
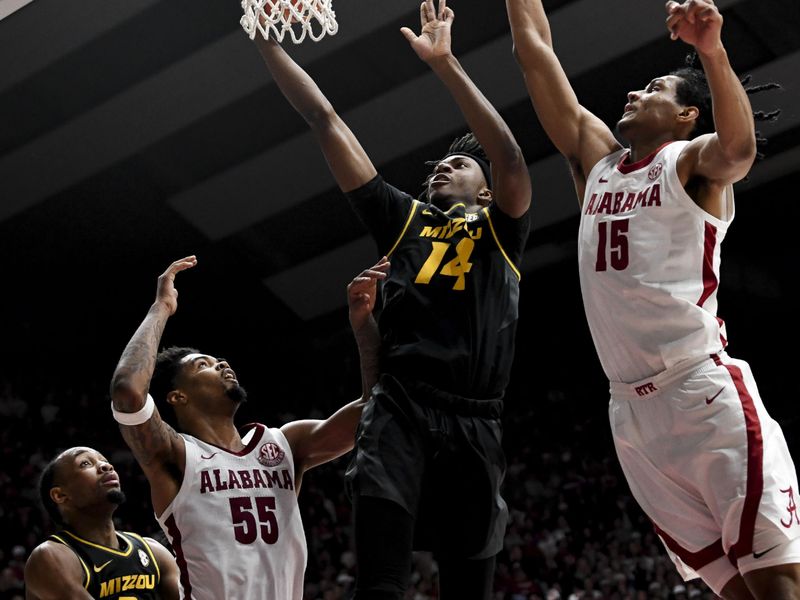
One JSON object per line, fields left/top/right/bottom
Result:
{"left": 511, "top": 34, "right": 551, "bottom": 69}
{"left": 304, "top": 101, "right": 338, "bottom": 131}
{"left": 109, "top": 376, "right": 145, "bottom": 411}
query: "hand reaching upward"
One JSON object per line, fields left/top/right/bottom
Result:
{"left": 665, "top": 0, "right": 723, "bottom": 55}
{"left": 156, "top": 256, "right": 197, "bottom": 316}
{"left": 401, "top": 0, "right": 455, "bottom": 64}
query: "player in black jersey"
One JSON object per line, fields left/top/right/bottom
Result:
{"left": 253, "top": 1, "right": 531, "bottom": 597}
{"left": 25, "top": 447, "right": 179, "bottom": 600}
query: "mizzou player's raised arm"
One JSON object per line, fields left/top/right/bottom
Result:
{"left": 506, "top": 0, "right": 620, "bottom": 203}
{"left": 254, "top": 37, "right": 377, "bottom": 194}
{"left": 25, "top": 541, "right": 94, "bottom": 600}
{"left": 402, "top": 0, "right": 531, "bottom": 218}
{"left": 109, "top": 256, "right": 197, "bottom": 515}
{"left": 281, "top": 258, "right": 387, "bottom": 487}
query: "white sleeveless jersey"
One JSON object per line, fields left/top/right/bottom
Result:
{"left": 578, "top": 141, "right": 733, "bottom": 383}
{"left": 156, "top": 424, "right": 307, "bottom": 600}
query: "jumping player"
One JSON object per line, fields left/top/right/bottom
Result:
{"left": 506, "top": 0, "right": 800, "bottom": 597}
{"left": 25, "top": 447, "right": 180, "bottom": 600}
{"left": 253, "top": 1, "right": 531, "bottom": 597}
{"left": 108, "top": 256, "right": 386, "bottom": 600}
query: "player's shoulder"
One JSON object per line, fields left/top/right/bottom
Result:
{"left": 25, "top": 538, "right": 83, "bottom": 575}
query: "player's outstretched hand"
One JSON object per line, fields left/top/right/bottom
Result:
{"left": 347, "top": 257, "right": 389, "bottom": 332}
{"left": 156, "top": 256, "right": 197, "bottom": 316}
{"left": 665, "top": 0, "right": 723, "bottom": 55}
{"left": 401, "top": 0, "right": 454, "bottom": 64}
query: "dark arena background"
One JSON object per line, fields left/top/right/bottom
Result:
{"left": 1, "top": 0, "right": 798, "bottom": 598}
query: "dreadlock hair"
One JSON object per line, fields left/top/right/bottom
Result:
{"left": 39, "top": 455, "right": 64, "bottom": 526}
{"left": 671, "top": 52, "right": 781, "bottom": 158}
{"left": 420, "top": 132, "right": 492, "bottom": 201}
{"left": 149, "top": 346, "right": 200, "bottom": 406}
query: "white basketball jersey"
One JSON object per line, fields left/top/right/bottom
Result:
{"left": 578, "top": 141, "right": 733, "bottom": 383}
{"left": 156, "top": 424, "right": 308, "bottom": 600}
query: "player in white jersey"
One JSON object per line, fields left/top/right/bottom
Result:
{"left": 506, "top": 0, "right": 800, "bottom": 597}
{"left": 109, "top": 255, "right": 386, "bottom": 600}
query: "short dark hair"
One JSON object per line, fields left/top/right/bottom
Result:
{"left": 149, "top": 346, "right": 200, "bottom": 404}
{"left": 420, "top": 132, "right": 491, "bottom": 200}
{"left": 39, "top": 455, "right": 64, "bottom": 526}
{"left": 671, "top": 52, "right": 781, "bottom": 154}
{"left": 670, "top": 66, "right": 713, "bottom": 138}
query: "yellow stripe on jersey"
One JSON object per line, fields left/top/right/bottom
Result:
{"left": 483, "top": 207, "right": 521, "bottom": 280}
{"left": 444, "top": 203, "right": 466, "bottom": 214}
{"left": 387, "top": 200, "right": 420, "bottom": 258}
{"left": 62, "top": 530, "right": 133, "bottom": 557}
{"left": 51, "top": 535, "right": 91, "bottom": 590}
{"left": 126, "top": 532, "right": 161, "bottom": 583}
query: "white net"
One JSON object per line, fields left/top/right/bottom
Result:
{"left": 240, "top": 0, "right": 338, "bottom": 44}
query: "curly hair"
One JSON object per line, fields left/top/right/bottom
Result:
{"left": 420, "top": 132, "right": 492, "bottom": 200}
{"left": 671, "top": 52, "right": 781, "bottom": 157}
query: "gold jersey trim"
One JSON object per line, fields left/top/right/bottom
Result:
{"left": 126, "top": 532, "right": 161, "bottom": 583}
{"left": 51, "top": 534, "right": 91, "bottom": 590}
{"left": 62, "top": 530, "right": 133, "bottom": 557}
{"left": 387, "top": 199, "right": 420, "bottom": 257}
{"left": 483, "top": 207, "right": 521, "bottom": 280}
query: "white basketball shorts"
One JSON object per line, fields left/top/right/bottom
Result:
{"left": 609, "top": 352, "right": 800, "bottom": 593}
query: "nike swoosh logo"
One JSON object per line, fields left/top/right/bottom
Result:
{"left": 599, "top": 177, "right": 608, "bottom": 183}
{"left": 422, "top": 209, "right": 434, "bottom": 216}
{"left": 705, "top": 388, "right": 725, "bottom": 405}
{"left": 200, "top": 452, "right": 218, "bottom": 460}
{"left": 93, "top": 560, "right": 112, "bottom": 573}
{"left": 753, "top": 544, "right": 780, "bottom": 559}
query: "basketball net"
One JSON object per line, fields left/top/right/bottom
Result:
{"left": 240, "top": 0, "right": 338, "bottom": 44}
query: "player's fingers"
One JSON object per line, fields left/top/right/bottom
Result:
{"left": 665, "top": 0, "right": 680, "bottom": 13}
{"left": 400, "top": 27, "right": 417, "bottom": 45}
{"left": 438, "top": 0, "right": 446, "bottom": 21}
{"left": 444, "top": 6, "right": 454, "bottom": 24}
{"left": 421, "top": 0, "right": 432, "bottom": 27}
{"left": 665, "top": 12, "right": 683, "bottom": 39}
{"left": 161, "top": 256, "right": 196, "bottom": 277}
{"left": 696, "top": 5, "right": 717, "bottom": 22}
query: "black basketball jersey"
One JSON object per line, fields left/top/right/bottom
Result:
{"left": 48, "top": 530, "right": 161, "bottom": 599}
{"left": 348, "top": 175, "right": 529, "bottom": 399}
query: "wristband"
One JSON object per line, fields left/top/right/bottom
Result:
{"left": 111, "top": 394, "right": 155, "bottom": 426}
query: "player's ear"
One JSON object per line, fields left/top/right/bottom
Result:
{"left": 477, "top": 187, "right": 492, "bottom": 207}
{"left": 50, "top": 486, "right": 67, "bottom": 506}
{"left": 677, "top": 105, "right": 699, "bottom": 125}
{"left": 166, "top": 390, "right": 186, "bottom": 406}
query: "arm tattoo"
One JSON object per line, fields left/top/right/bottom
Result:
{"left": 112, "top": 302, "right": 180, "bottom": 466}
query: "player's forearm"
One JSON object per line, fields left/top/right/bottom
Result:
{"left": 353, "top": 317, "right": 381, "bottom": 401}
{"left": 255, "top": 37, "right": 335, "bottom": 127}
{"left": 429, "top": 54, "right": 525, "bottom": 171}
{"left": 699, "top": 46, "right": 756, "bottom": 164}
{"left": 506, "top": 0, "right": 553, "bottom": 57}
{"left": 110, "top": 301, "right": 171, "bottom": 410}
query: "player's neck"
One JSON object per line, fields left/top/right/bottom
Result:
{"left": 66, "top": 515, "right": 119, "bottom": 549}
{"left": 627, "top": 134, "right": 677, "bottom": 164}
{"left": 190, "top": 417, "right": 245, "bottom": 453}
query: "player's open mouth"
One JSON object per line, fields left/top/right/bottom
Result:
{"left": 223, "top": 369, "right": 237, "bottom": 381}
{"left": 430, "top": 175, "right": 450, "bottom": 185}
{"left": 101, "top": 474, "right": 119, "bottom": 486}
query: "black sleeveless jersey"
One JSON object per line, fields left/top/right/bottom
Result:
{"left": 48, "top": 530, "right": 161, "bottom": 599}
{"left": 348, "top": 175, "right": 530, "bottom": 399}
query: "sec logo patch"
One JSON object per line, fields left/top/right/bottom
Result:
{"left": 258, "top": 442, "right": 285, "bottom": 467}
